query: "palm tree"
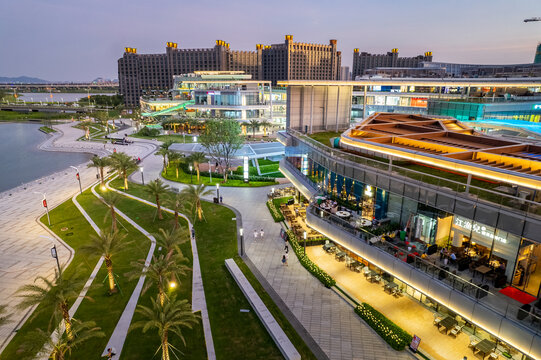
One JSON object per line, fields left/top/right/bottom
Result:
{"left": 161, "top": 140, "right": 174, "bottom": 151}
{"left": 101, "top": 190, "right": 122, "bottom": 232}
{"left": 15, "top": 271, "right": 86, "bottom": 340}
{"left": 164, "top": 192, "right": 190, "bottom": 229}
{"left": 145, "top": 179, "right": 170, "bottom": 220}
{"left": 127, "top": 254, "right": 190, "bottom": 306}
{"left": 167, "top": 151, "right": 183, "bottom": 179}
{"left": 130, "top": 295, "right": 199, "bottom": 360}
{"left": 109, "top": 152, "right": 138, "bottom": 190}
{"left": 87, "top": 155, "right": 110, "bottom": 187}
{"left": 155, "top": 148, "right": 170, "bottom": 173}
{"left": 180, "top": 184, "right": 212, "bottom": 221}
{"left": 19, "top": 319, "right": 105, "bottom": 360}
{"left": 247, "top": 119, "right": 260, "bottom": 137}
{"left": 259, "top": 119, "right": 272, "bottom": 137}
{"left": 186, "top": 152, "right": 206, "bottom": 183}
{"left": 155, "top": 228, "right": 188, "bottom": 261}
{"left": 79, "top": 229, "right": 130, "bottom": 293}
{"left": 0, "top": 304, "right": 11, "bottom": 327}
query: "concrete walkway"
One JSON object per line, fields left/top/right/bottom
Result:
{"left": 0, "top": 121, "right": 156, "bottom": 352}
{"left": 137, "top": 153, "right": 413, "bottom": 360}
{"left": 103, "top": 178, "right": 216, "bottom": 360}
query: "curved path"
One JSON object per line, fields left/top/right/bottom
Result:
{"left": 0, "top": 121, "right": 156, "bottom": 352}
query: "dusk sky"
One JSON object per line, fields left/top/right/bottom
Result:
{"left": 1, "top": 0, "right": 540, "bottom": 81}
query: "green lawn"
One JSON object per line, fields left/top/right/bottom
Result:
{"left": 234, "top": 160, "right": 285, "bottom": 179}
{"left": 97, "top": 186, "right": 207, "bottom": 360}
{"left": 39, "top": 126, "right": 56, "bottom": 133}
{"left": 308, "top": 131, "right": 342, "bottom": 146}
{"left": 162, "top": 165, "right": 278, "bottom": 188}
{"left": 108, "top": 180, "right": 314, "bottom": 360}
{"left": 0, "top": 110, "right": 74, "bottom": 121}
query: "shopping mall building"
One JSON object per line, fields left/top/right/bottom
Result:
{"left": 278, "top": 80, "right": 541, "bottom": 359}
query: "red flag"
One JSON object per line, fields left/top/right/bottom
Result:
{"left": 42, "top": 199, "right": 48, "bottom": 208}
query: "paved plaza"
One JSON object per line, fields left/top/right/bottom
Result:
{"left": 0, "top": 122, "right": 155, "bottom": 350}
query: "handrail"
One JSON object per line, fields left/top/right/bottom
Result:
{"left": 306, "top": 203, "right": 541, "bottom": 335}
{"left": 286, "top": 129, "right": 541, "bottom": 220}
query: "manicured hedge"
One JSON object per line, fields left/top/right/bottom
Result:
{"left": 179, "top": 162, "right": 276, "bottom": 182}
{"left": 287, "top": 230, "right": 336, "bottom": 288}
{"left": 354, "top": 303, "right": 412, "bottom": 351}
{"left": 266, "top": 199, "right": 284, "bottom": 222}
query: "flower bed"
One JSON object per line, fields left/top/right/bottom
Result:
{"left": 287, "top": 230, "right": 336, "bottom": 288}
{"left": 266, "top": 199, "right": 284, "bottom": 222}
{"left": 354, "top": 303, "right": 412, "bottom": 351}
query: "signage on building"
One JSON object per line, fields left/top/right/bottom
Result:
{"left": 453, "top": 217, "right": 507, "bottom": 243}
{"left": 533, "top": 104, "right": 541, "bottom": 110}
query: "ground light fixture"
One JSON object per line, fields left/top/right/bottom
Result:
{"left": 169, "top": 281, "right": 177, "bottom": 289}
{"left": 189, "top": 165, "right": 193, "bottom": 183}
{"left": 139, "top": 166, "right": 145, "bottom": 185}
{"left": 239, "top": 227, "right": 244, "bottom": 256}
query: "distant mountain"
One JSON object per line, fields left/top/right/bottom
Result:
{"left": 0, "top": 76, "right": 50, "bottom": 84}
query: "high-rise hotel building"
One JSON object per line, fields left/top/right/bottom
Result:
{"left": 118, "top": 36, "right": 342, "bottom": 107}
{"left": 352, "top": 48, "right": 433, "bottom": 79}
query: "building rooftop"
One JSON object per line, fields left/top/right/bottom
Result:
{"left": 278, "top": 77, "right": 541, "bottom": 87}
{"left": 341, "top": 113, "right": 541, "bottom": 190}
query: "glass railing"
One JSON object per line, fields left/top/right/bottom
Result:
{"left": 285, "top": 129, "right": 541, "bottom": 220}
{"left": 307, "top": 203, "right": 541, "bottom": 335}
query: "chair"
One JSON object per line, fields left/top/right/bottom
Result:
{"left": 489, "top": 352, "right": 498, "bottom": 360}
{"left": 469, "top": 336, "right": 479, "bottom": 348}
{"left": 433, "top": 317, "right": 443, "bottom": 326}
{"left": 450, "top": 325, "right": 463, "bottom": 337}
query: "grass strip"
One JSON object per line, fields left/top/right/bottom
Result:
{"left": 162, "top": 165, "right": 277, "bottom": 187}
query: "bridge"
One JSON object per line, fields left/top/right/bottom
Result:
{"left": 0, "top": 83, "right": 118, "bottom": 90}
{"left": 0, "top": 103, "right": 103, "bottom": 113}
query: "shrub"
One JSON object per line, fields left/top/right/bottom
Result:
{"left": 354, "top": 303, "right": 412, "bottom": 351}
{"left": 266, "top": 200, "right": 284, "bottom": 222}
{"left": 287, "top": 230, "right": 336, "bottom": 288}
{"left": 137, "top": 127, "right": 160, "bottom": 137}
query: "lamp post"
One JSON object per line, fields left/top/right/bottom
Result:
{"left": 40, "top": 235, "right": 61, "bottom": 277}
{"left": 239, "top": 227, "right": 244, "bottom": 256}
{"left": 208, "top": 160, "right": 212, "bottom": 182}
{"left": 35, "top": 192, "right": 50, "bottom": 226}
{"left": 304, "top": 231, "right": 307, "bottom": 255}
{"left": 70, "top": 166, "right": 82, "bottom": 194}
{"left": 139, "top": 167, "right": 145, "bottom": 185}
{"left": 189, "top": 165, "right": 193, "bottom": 184}
{"left": 216, "top": 183, "right": 220, "bottom": 201}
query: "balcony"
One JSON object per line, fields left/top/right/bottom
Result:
{"left": 305, "top": 204, "right": 541, "bottom": 358}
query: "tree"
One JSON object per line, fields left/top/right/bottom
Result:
{"left": 145, "top": 179, "right": 170, "bottom": 220}
{"left": 0, "top": 304, "right": 11, "bottom": 327}
{"left": 109, "top": 152, "right": 138, "bottom": 190}
{"left": 101, "top": 190, "right": 122, "bottom": 232}
{"left": 167, "top": 151, "right": 183, "bottom": 179}
{"left": 130, "top": 295, "right": 199, "bottom": 360}
{"left": 199, "top": 119, "right": 243, "bottom": 181}
{"left": 127, "top": 254, "right": 190, "bottom": 306}
{"left": 155, "top": 228, "right": 189, "bottom": 261}
{"left": 181, "top": 184, "right": 212, "bottom": 221}
{"left": 247, "top": 119, "right": 260, "bottom": 137}
{"left": 87, "top": 155, "right": 109, "bottom": 187}
{"left": 155, "top": 148, "right": 170, "bottom": 173}
{"left": 186, "top": 152, "right": 206, "bottom": 183}
{"left": 19, "top": 319, "right": 105, "bottom": 360}
{"left": 164, "top": 192, "right": 191, "bottom": 229}
{"left": 79, "top": 229, "right": 130, "bottom": 293}
{"left": 15, "top": 271, "right": 86, "bottom": 341}
{"left": 94, "top": 111, "right": 109, "bottom": 132}
{"left": 259, "top": 119, "right": 272, "bottom": 137}
{"left": 161, "top": 140, "right": 174, "bottom": 151}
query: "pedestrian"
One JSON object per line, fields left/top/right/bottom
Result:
{"left": 284, "top": 240, "right": 289, "bottom": 253}
{"left": 260, "top": 228, "right": 264, "bottom": 240}
{"left": 254, "top": 229, "right": 258, "bottom": 240}
{"left": 113, "top": 147, "right": 117, "bottom": 153}
{"left": 219, "top": 196, "right": 223, "bottom": 203}
{"left": 284, "top": 252, "right": 289, "bottom": 266}
{"left": 106, "top": 348, "right": 116, "bottom": 359}
{"left": 191, "top": 227, "right": 195, "bottom": 240}
{"left": 282, "top": 254, "right": 287, "bottom": 266}
{"left": 103, "top": 143, "right": 106, "bottom": 149}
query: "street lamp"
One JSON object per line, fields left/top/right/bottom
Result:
{"left": 208, "top": 160, "right": 212, "bottom": 182}
{"left": 303, "top": 231, "right": 307, "bottom": 255}
{"left": 239, "top": 227, "right": 244, "bottom": 256}
{"left": 189, "top": 165, "right": 193, "bottom": 184}
{"left": 70, "top": 166, "right": 82, "bottom": 194}
{"left": 169, "top": 281, "right": 177, "bottom": 289}
{"left": 40, "top": 235, "right": 61, "bottom": 277}
{"left": 139, "top": 166, "right": 145, "bottom": 185}
{"left": 216, "top": 183, "right": 220, "bottom": 202}
{"left": 34, "top": 192, "right": 50, "bottom": 226}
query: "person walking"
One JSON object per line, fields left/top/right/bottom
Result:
{"left": 284, "top": 240, "right": 289, "bottom": 253}
{"left": 106, "top": 348, "right": 116, "bottom": 359}
{"left": 284, "top": 252, "right": 289, "bottom": 266}
{"left": 282, "top": 254, "right": 287, "bottom": 266}
{"left": 220, "top": 196, "right": 223, "bottom": 203}
{"left": 260, "top": 228, "right": 264, "bottom": 240}
{"left": 254, "top": 229, "right": 258, "bottom": 241}
{"left": 191, "top": 227, "right": 195, "bottom": 240}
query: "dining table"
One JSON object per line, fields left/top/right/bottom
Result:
{"left": 475, "top": 265, "right": 492, "bottom": 281}
{"left": 439, "top": 316, "right": 458, "bottom": 334}
{"left": 335, "top": 210, "right": 351, "bottom": 218}
{"left": 474, "top": 339, "right": 496, "bottom": 358}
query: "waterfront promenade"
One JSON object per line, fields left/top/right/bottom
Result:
{"left": 0, "top": 121, "right": 156, "bottom": 350}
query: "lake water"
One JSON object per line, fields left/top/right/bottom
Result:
{"left": 17, "top": 92, "right": 110, "bottom": 102}
{"left": 0, "top": 123, "right": 92, "bottom": 192}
